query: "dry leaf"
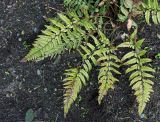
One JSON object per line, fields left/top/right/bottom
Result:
{"left": 127, "top": 18, "right": 132, "bottom": 31}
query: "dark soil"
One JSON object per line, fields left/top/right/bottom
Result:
{"left": 0, "top": 0, "right": 160, "bottom": 122}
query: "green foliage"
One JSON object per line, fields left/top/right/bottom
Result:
{"left": 63, "top": 30, "right": 119, "bottom": 116}
{"left": 63, "top": 36, "right": 96, "bottom": 116}
{"left": 155, "top": 53, "right": 160, "bottom": 59}
{"left": 94, "top": 31, "right": 121, "bottom": 104}
{"left": 64, "top": 0, "right": 110, "bottom": 15}
{"left": 118, "top": 0, "right": 134, "bottom": 22}
{"left": 64, "top": 0, "right": 88, "bottom": 10}
{"left": 118, "top": 0, "right": 142, "bottom": 22}
{"left": 118, "top": 29, "right": 155, "bottom": 115}
{"left": 118, "top": 0, "right": 160, "bottom": 25}
{"left": 23, "top": 11, "right": 93, "bottom": 61}
{"left": 24, "top": 0, "right": 158, "bottom": 118}
{"left": 142, "top": 0, "right": 160, "bottom": 24}
{"left": 63, "top": 67, "right": 90, "bottom": 117}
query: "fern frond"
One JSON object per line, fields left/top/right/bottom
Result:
{"left": 63, "top": 35, "right": 99, "bottom": 117}
{"left": 93, "top": 31, "right": 121, "bottom": 104}
{"left": 24, "top": 11, "right": 94, "bottom": 61}
{"left": 63, "top": 30, "right": 117, "bottom": 116}
{"left": 64, "top": 0, "right": 88, "bottom": 10}
{"left": 118, "top": 29, "right": 155, "bottom": 115}
{"left": 118, "top": 0, "right": 140, "bottom": 22}
{"left": 142, "top": 0, "right": 160, "bottom": 24}
{"left": 63, "top": 61, "right": 91, "bottom": 117}
{"left": 97, "top": 51, "right": 121, "bottom": 104}
{"left": 64, "top": 0, "right": 110, "bottom": 16}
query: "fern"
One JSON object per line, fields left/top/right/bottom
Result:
{"left": 118, "top": 0, "right": 160, "bottom": 25}
{"left": 23, "top": 11, "right": 93, "bottom": 61}
{"left": 142, "top": 0, "right": 160, "bottom": 24}
{"left": 118, "top": 0, "right": 142, "bottom": 22}
{"left": 93, "top": 31, "right": 121, "bottom": 104}
{"left": 64, "top": 0, "right": 88, "bottom": 10}
{"left": 63, "top": 66, "right": 91, "bottom": 117}
{"left": 118, "top": 29, "right": 155, "bottom": 115}
{"left": 24, "top": 0, "right": 158, "bottom": 118}
{"left": 63, "top": 31, "right": 100, "bottom": 116}
{"left": 63, "top": 36, "right": 98, "bottom": 116}
{"left": 63, "top": 30, "right": 121, "bottom": 116}
{"left": 64, "top": 0, "right": 110, "bottom": 15}
{"left": 118, "top": 0, "right": 133, "bottom": 22}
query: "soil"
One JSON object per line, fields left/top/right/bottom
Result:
{"left": 0, "top": 0, "right": 160, "bottom": 122}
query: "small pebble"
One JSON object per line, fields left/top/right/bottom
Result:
{"left": 18, "top": 38, "right": 22, "bottom": 41}
{"left": 17, "top": 33, "right": 20, "bottom": 37}
{"left": 54, "top": 88, "right": 57, "bottom": 92}
{"left": 37, "top": 69, "right": 41, "bottom": 76}
{"left": 44, "top": 88, "right": 48, "bottom": 92}
{"left": 21, "top": 30, "right": 25, "bottom": 35}
{"left": 140, "top": 113, "right": 147, "bottom": 119}
{"left": 33, "top": 27, "right": 38, "bottom": 33}
{"left": 0, "top": 19, "right": 4, "bottom": 24}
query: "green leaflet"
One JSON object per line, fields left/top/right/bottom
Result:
{"left": 141, "top": 66, "right": 156, "bottom": 72}
{"left": 80, "top": 69, "right": 89, "bottom": 81}
{"left": 58, "top": 13, "right": 72, "bottom": 25}
{"left": 138, "top": 50, "right": 147, "bottom": 57}
{"left": 123, "top": 58, "right": 137, "bottom": 65}
{"left": 152, "top": 11, "right": 158, "bottom": 24}
{"left": 153, "top": 0, "right": 159, "bottom": 9}
{"left": 144, "top": 79, "right": 154, "bottom": 85}
{"left": 157, "top": 11, "right": 160, "bottom": 23}
{"left": 142, "top": 72, "right": 154, "bottom": 78}
{"left": 80, "top": 45, "right": 91, "bottom": 54}
{"left": 49, "top": 17, "right": 66, "bottom": 29}
{"left": 120, "top": 6, "right": 129, "bottom": 16}
{"left": 145, "top": 10, "right": 150, "bottom": 24}
{"left": 126, "top": 64, "right": 138, "bottom": 74}
{"left": 130, "top": 29, "right": 137, "bottom": 40}
{"left": 117, "top": 42, "right": 131, "bottom": 48}
{"left": 136, "top": 39, "right": 144, "bottom": 49}
{"left": 121, "top": 51, "right": 135, "bottom": 61}
{"left": 124, "top": 0, "right": 133, "bottom": 9}
{"left": 129, "top": 71, "right": 140, "bottom": 80}
{"left": 140, "top": 58, "right": 152, "bottom": 64}
{"left": 118, "top": 0, "right": 134, "bottom": 22}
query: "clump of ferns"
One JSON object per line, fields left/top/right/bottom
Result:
{"left": 23, "top": 0, "right": 158, "bottom": 117}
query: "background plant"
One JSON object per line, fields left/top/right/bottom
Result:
{"left": 23, "top": 0, "right": 159, "bottom": 117}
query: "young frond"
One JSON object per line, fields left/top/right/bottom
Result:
{"left": 23, "top": 11, "right": 94, "bottom": 62}
{"left": 118, "top": 29, "right": 155, "bottom": 115}
{"left": 142, "top": 0, "right": 160, "bottom": 24}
